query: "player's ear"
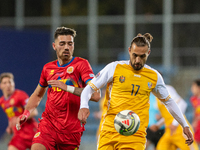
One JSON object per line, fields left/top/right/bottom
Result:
{"left": 128, "top": 47, "right": 131, "bottom": 53}
{"left": 148, "top": 50, "right": 151, "bottom": 55}
{"left": 52, "top": 42, "right": 56, "bottom": 51}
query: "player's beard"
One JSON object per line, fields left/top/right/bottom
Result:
{"left": 130, "top": 62, "right": 143, "bottom": 70}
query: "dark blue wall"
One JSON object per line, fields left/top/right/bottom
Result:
{"left": 0, "top": 29, "right": 51, "bottom": 138}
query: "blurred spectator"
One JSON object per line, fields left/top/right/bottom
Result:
{"left": 190, "top": 79, "right": 200, "bottom": 147}
{"left": 145, "top": 93, "right": 165, "bottom": 150}
{"left": 0, "top": 72, "right": 38, "bottom": 150}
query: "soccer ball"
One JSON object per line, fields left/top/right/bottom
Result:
{"left": 114, "top": 110, "right": 140, "bottom": 136}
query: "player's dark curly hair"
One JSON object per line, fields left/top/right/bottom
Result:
{"left": 193, "top": 79, "right": 200, "bottom": 87}
{"left": 130, "top": 33, "right": 153, "bottom": 49}
{"left": 54, "top": 27, "right": 76, "bottom": 40}
{"left": 0, "top": 72, "right": 14, "bottom": 83}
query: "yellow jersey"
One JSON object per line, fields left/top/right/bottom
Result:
{"left": 89, "top": 60, "right": 171, "bottom": 139}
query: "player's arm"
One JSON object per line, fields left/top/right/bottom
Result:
{"left": 47, "top": 80, "right": 101, "bottom": 102}
{"left": 16, "top": 84, "right": 47, "bottom": 130}
{"left": 27, "top": 107, "right": 38, "bottom": 120}
{"left": 78, "top": 62, "right": 116, "bottom": 124}
{"left": 171, "top": 98, "right": 187, "bottom": 126}
{"left": 152, "top": 72, "right": 193, "bottom": 145}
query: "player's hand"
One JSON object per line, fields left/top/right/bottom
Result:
{"left": 16, "top": 110, "right": 30, "bottom": 131}
{"left": 6, "top": 126, "right": 13, "bottom": 134}
{"left": 48, "top": 80, "right": 67, "bottom": 91}
{"left": 183, "top": 126, "right": 193, "bottom": 146}
{"left": 169, "top": 124, "right": 177, "bottom": 135}
{"left": 149, "top": 124, "right": 159, "bottom": 132}
{"left": 78, "top": 108, "right": 90, "bottom": 124}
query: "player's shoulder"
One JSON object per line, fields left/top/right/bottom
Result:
{"left": 42, "top": 60, "right": 57, "bottom": 70}
{"left": 143, "top": 64, "right": 160, "bottom": 76}
{"left": 74, "top": 57, "right": 89, "bottom": 63}
{"left": 44, "top": 60, "right": 57, "bottom": 67}
{"left": 107, "top": 60, "right": 129, "bottom": 67}
{"left": 14, "top": 89, "right": 29, "bottom": 96}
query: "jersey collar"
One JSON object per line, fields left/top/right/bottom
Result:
{"left": 57, "top": 57, "right": 75, "bottom": 67}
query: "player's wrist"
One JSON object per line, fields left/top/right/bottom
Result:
{"left": 66, "top": 85, "right": 75, "bottom": 93}
{"left": 80, "top": 103, "right": 89, "bottom": 109}
{"left": 22, "top": 110, "right": 30, "bottom": 119}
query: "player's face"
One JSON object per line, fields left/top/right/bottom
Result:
{"left": 0, "top": 77, "right": 15, "bottom": 96}
{"left": 52, "top": 35, "right": 74, "bottom": 62}
{"left": 191, "top": 83, "right": 200, "bottom": 96}
{"left": 128, "top": 43, "right": 150, "bottom": 70}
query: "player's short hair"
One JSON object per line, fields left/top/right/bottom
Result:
{"left": 54, "top": 27, "right": 76, "bottom": 40}
{"left": 130, "top": 33, "right": 153, "bottom": 49}
{"left": 193, "top": 79, "right": 200, "bottom": 87}
{"left": 0, "top": 72, "right": 14, "bottom": 83}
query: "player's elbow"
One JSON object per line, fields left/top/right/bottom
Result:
{"left": 90, "top": 92, "right": 101, "bottom": 102}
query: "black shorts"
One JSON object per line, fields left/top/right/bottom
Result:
{"left": 146, "top": 128, "right": 165, "bottom": 147}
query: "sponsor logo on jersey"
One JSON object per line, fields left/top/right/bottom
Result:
{"left": 119, "top": 76, "right": 125, "bottom": 83}
{"left": 89, "top": 74, "right": 95, "bottom": 77}
{"left": 56, "top": 72, "right": 64, "bottom": 75}
{"left": 34, "top": 132, "right": 40, "bottom": 138}
{"left": 148, "top": 82, "right": 152, "bottom": 88}
{"left": 67, "top": 66, "right": 74, "bottom": 74}
{"left": 74, "top": 148, "right": 78, "bottom": 150}
{"left": 50, "top": 70, "right": 54, "bottom": 75}
{"left": 9, "top": 99, "right": 14, "bottom": 105}
{"left": 134, "top": 74, "right": 141, "bottom": 78}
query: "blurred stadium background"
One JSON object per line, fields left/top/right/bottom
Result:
{"left": 0, "top": 0, "right": 200, "bottom": 149}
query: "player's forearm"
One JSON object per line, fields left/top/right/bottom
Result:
{"left": 72, "top": 87, "right": 83, "bottom": 96}
{"left": 80, "top": 85, "right": 94, "bottom": 109}
{"left": 163, "top": 98, "right": 189, "bottom": 128}
{"left": 67, "top": 85, "right": 101, "bottom": 102}
{"left": 25, "top": 94, "right": 42, "bottom": 113}
{"left": 90, "top": 90, "right": 101, "bottom": 102}
{"left": 156, "top": 118, "right": 164, "bottom": 128}
{"left": 25, "top": 85, "right": 46, "bottom": 113}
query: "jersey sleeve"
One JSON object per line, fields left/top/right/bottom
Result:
{"left": 89, "top": 62, "right": 117, "bottom": 91}
{"left": 151, "top": 71, "right": 171, "bottom": 102}
{"left": 80, "top": 62, "right": 117, "bottom": 109}
{"left": 39, "top": 66, "right": 48, "bottom": 87}
{"left": 79, "top": 59, "right": 95, "bottom": 84}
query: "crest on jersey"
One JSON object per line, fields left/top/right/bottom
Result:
{"left": 119, "top": 76, "right": 125, "bottom": 83}
{"left": 148, "top": 82, "right": 152, "bottom": 88}
{"left": 96, "top": 72, "right": 100, "bottom": 78}
{"left": 10, "top": 99, "right": 14, "bottom": 105}
{"left": 67, "top": 66, "right": 74, "bottom": 74}
{"left": 34, "top": 132, "right": 40, "bottom": 138}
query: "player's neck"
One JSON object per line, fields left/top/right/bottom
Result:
{"left": 3, "top": 92, "right": 13, "bottom": 99}
{"left": 58, "top": 57, "right": 73, "bottom": 66}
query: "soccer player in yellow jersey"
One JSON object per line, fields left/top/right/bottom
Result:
{"left": 78, "top": 33, "right": 194, "bottom": 150}
{"left": 150, "top": 85, "right": 199, "bottom": 150}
